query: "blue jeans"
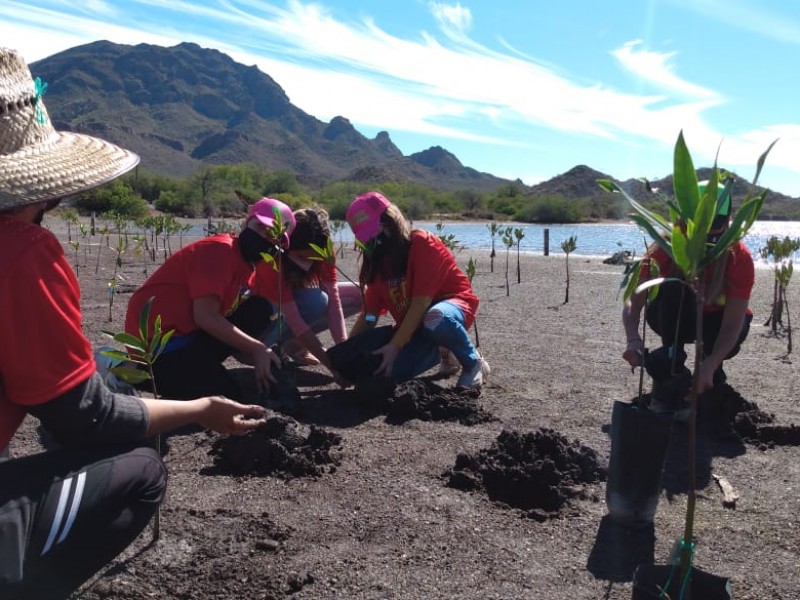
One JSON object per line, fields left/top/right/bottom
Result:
{"left": 262, "top": 283, "right": 362, "bottom": 346}
{"left": 389, "top": 300, "right": 479, "bottom": 382}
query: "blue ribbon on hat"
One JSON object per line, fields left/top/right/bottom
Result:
{"left": 34, "top": 77, "right": 48, "bottom": 125}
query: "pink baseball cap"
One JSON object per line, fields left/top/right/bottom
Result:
{"left": 346, "top": 191, "right": 391, "bottom": 243}
{"left": 248, "top": 197, "right": 296, "bottom": 248}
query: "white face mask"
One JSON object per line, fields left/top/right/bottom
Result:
{"left": 290, "top": 255, "right": 314, "bottom": 272}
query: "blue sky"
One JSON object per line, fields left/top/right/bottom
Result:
{"left": 3, "top": 0, "right": 799, "bottom": 196}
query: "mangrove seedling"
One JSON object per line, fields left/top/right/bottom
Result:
{"left": 435, "top": 220, "right": 461, "bottom": 254}
{"left": 102, "top": 296, "right": 174, "bottom": 541}
{"left": 465, "top": 256, "right": 480, "bottom": 347}
{"left": 514, "top": 227, "right": 525, "bottom": 284}
{"left": 561, "top": 235, "right": 577, "bottom": 304}
{"left": 600, "top": 130, "right": 776, "bottom": 592}
{"left": 501, "top": 226, "right": 514, "bottom": 297}
{"left": 759, "top": 235, "right": 800, "bottom": 348}
{"left": 486, "top": 222, "right": 502, "bottom": 273}
{"left": 309, "top": 235, "right": 365, "bottom": 307}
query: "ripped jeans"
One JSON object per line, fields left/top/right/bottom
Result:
{"left": 389, "top": 300, "right": 479, "bottom": 382}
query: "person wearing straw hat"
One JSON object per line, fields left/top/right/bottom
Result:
{"left": 0, "top": 48, "right": 269, "bottom": 599}
{"left": 622, "top": 178, "right": 755, "bottom": 406}
{"left": 124, "top": 197, "right": 291, "bottom": 401}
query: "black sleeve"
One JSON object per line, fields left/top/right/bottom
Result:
{"left": 28, "top": 372, "right": 150, "bottom": 447}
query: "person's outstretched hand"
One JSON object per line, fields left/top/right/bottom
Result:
{"left": 374, "top": 341, "right": 401, "bottom": 377}
{"left": 252, "top": 345, "right": 280, "bottom": 392}
{"left": 198, "top": 397, "right": 268, "bottom": 435}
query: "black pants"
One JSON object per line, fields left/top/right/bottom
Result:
{"left": 0, "top": 445, "right": 166, "bottom": 599}
{"left": 151, "top": 296, "right": 273, "bottom": 401}
{"left": 645, "top": 280, "right": 751, "bottom": 361}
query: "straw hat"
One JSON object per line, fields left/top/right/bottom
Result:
{"left": 0, "top": 48, "right": 140, "bottom": 210}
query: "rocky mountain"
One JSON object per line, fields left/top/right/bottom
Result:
{"left": 527, "top": 165, "right": 798, "bottom": 216}
{"left": 30, "top": 41, "right": 510, "bottom": 192}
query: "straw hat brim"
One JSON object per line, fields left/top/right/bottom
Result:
{"left": 0, "top": 129, "right": 140, "bottom": 209}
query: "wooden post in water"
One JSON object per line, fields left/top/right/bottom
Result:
{"left": 544, "top": 228, "right": 550, "bottom": 256}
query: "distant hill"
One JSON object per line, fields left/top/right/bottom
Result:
{"left": 30, "top": 41, "right": 511, "bottom": 192}
{"left": 527, "top": 165, "right": 798, "bottom": 218}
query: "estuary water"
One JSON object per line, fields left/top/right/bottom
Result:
{"left": 396, "top": 220, "right": 800, "bottom": 264}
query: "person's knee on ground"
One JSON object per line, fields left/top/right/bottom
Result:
{"left": 422, "top": 307, "right": 488, "bottom": 388}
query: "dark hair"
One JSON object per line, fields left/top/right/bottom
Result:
{"left": 284, "top": 207, "right": 330, "bottom": 288}
{"left": 358, "top": 202, "right": 412, "bottom": 285}
{"left": 291, "top": 207, "right": 330, "bottom": 250}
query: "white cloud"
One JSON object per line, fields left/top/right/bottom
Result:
{"left": 611, "top": 40, "right": 720, "bottom": 100}
{"left": 428, "top": 2, "right": 473, "bottom": 35}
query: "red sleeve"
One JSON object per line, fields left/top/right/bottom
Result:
{"left": 725, "top": 242, "right": 755, "bottom": 299}
{"left": 0, "top": 236, "right": 95, "bottom": 406}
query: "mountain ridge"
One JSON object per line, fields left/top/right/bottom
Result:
{"left": 30, "top": 41, "right": 799, "bottom": 207}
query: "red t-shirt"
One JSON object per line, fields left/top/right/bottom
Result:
{"left": 643, "top": 241, "right": 754, "bottom": 313}
{"left": 125, "top": 234, "right": 257, "bottom": 338}
{"left": 364, "top": 230, "right": 479, "bottom": 328}
{"left": 0, "top": 216, "right": 96, "bottom": 449}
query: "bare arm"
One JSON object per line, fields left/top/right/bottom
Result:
{"left": 143, "top": 396, "right": 266, "bottom": 436}
{"left": 621, "top": 291, "right": 647, "bottom": 366}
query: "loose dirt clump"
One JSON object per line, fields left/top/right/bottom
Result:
{"left": 385, "top": 379, "right": 496, "bottom": 425}
{"left": 209, "top": 413, "right": 342, "bottom": 477}
{"left": 445, "top": 428, "right": 607, "bottom": 521}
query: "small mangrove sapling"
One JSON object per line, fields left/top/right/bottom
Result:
{"left": 561, "top": 235, "right": 577, "bottom": 304}
{"left": 486, "top": 222, "right": 502, "bottom": 273}
{"left": 465, "top": 256, "right": 480, "bottom": 347}
{"left": 501, "top": 226, "right": 514, "bottom": 297}
{"left": 514, "top": 227, "right": 525, "bottom": 284}
{"left": 102, "top": 296, "right": 174, "bottom": 542}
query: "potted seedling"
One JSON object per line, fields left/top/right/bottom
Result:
{"left": 599, "top": 130, "right": 775, "bottom": 598}
{"left": 561, "top": 235, "right": 577, "bottom": 304}
{"left": 102, "top": 296, "right": 174, "bottom": 542}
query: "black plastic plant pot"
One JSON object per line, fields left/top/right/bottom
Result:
{"left": 326, "top": 325, "right": 395, "bottom": 382}
{"left": 606, "top": 400, "right": 674, "bottom": 525}
{"left": 632, "top": 563, "right": 732, "bottom": 599}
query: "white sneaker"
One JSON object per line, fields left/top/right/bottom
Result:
{"left": 438, "top": 348, "right": 461, "bottom": 377}
{"left": 456, "top": 357, "right": 491, "bottom": 388}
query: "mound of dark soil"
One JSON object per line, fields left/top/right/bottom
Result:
{"left": 386, "top": 379, "right": 496, "bottom": 425}
{"left": 445, "top": 428, "right": 607, "bottom": 521}
{"left": 209, "top": 413, "right": 342, "bottom": 477}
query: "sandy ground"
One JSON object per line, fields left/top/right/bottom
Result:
{"left": 8, "top": 221, "right": 800, "bottom": 599}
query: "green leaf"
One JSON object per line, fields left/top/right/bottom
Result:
{"left": 153, "top": 329, "right": 175, "bottom": 362}
{"left": 635, "top": 276, "right": 684, "bottom": 295}
{"left": 110, "top": 366, "right": 151, "bottom": 385}
{"left": 139, "top": 297, "right": 154, "bottom": 343}
{"left": 106, "top": 332, "right": 148, "bottom": 352}
{"left": 752, "top": 139, "right": 779, "bottom": 187}
{"left": 672, "top": 131, "right": 700, "bottom": 218}
{"left": 99, "top": 349, "right": 132, "bottom": 363}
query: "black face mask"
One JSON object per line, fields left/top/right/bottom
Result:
{"left": 239, "top": 227, "right": 279, "bottom": 264}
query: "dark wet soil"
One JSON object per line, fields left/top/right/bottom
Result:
{"left": 208, "top": 413, "right": 342, "bottom": 478}
{"left": 445, "top": 428, "right": 607, "bottom": 521}
{"left": 702, "top": 384, "right": 800, "bottom": 448}
{"left": 385, "top": 379, "right": 496, "bottom": 425}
